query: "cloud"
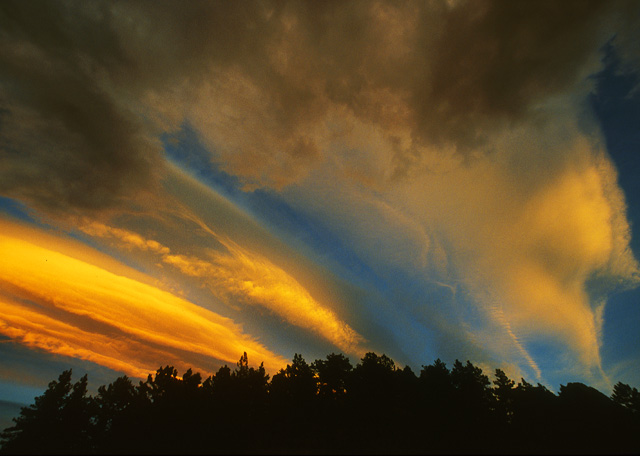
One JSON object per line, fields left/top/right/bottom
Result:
{"left": 0, "top": 219, "right": 287, "bottom": 376}
{"left": 0, "top": 1, "right": 165, "bottom": 216}
{"left": 1, "top": 0, "right": 630, "bottom": 206}
{"left": 387, "top": 126, "right": 639, "bottom": 376}
{"left": 0, "top": 297, "right": 154, "bottom": 380}
{"left": 80, "top": 221, "right": 170, "bottom": 255}
{"left": 261, "top": 111, "right": 638, "bottom": 382}
{"left": 180, "top": 0, "right": 632, "bottom": 188}
{"left": 79, "top": 217, "right": 369, "bottom": 358}
{"left": 1, "top": 0, "right": 639, "bottom": 387}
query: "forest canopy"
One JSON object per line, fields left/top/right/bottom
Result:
{"left": 1, "top": 352, "right": 639, "bottom": 454}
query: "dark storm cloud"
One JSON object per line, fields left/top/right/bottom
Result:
{"left": 0, "top": 1, "right": 161, "bottom": 214}
{"left": 271, "top": 0, "right": 616, "bottom": 145}
{"left": 0, "top": 0, "right": 636, "bottom": 212}
{"left": 412, "top": 0, "right": 613, "bottom": 148}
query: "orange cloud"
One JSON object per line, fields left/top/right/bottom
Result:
{"left": 0, "top": 297, "right": 154, "bottom": 379}
{"left": 492, "top": 158, "right": 628, "bottom": 369}
{"left": 80, "top": 221, "right": 170, "bottom": 255}
{"left": 343, "top": 126, "right": 639, "bottom": 384}
{"left": 0, "top": 220, "right": 287, "bottom": 377}
{"left": 165, "top": 237, "right": 367, "bottom": 357}
{"left": 80, "top": 218, "right": 368, "bottom": 357}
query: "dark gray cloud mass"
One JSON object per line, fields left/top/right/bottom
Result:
{"left": 414, "top": 1, "right": 611, "bottom": 146}
{"left": 0, "top": 1, "right": 161, "bottom": 214}
{"left": 1, "top": 0, "right": 638, "bottom": 211}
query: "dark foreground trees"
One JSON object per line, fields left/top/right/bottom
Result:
{"left": 1, "top": 352, "right": 639, "bottom": 454}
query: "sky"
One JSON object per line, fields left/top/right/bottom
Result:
{"left": 1, "top": 0, "right": 640, "bottom": 415}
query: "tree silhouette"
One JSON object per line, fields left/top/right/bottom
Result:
{"left": 348, "top": 352, "right": 398, "bottom": 452}
{"left": 218, "top": 352, "right": 270, "bottom": 452}
{"left": 419, "top": 358, "right": 454, "bottom": 404}
{"left": 509, "top": 378, "right": 559, "bottom": 452}
{"left": 449, "top": 360, "right": 495, "bottom": 451}
{"left": 418, "top": 359, "right": 455, "bottom": 451}
{"left": 0, "top": 370, "right": 95, "bottom": 454}
{"left": 557, "top": 381, "right": 637, "bottom": 453}
{"left": 269, "top": 353, "right": 317, "bottom": 451}
{"left": 612, "top": 381, "right": 640, "bottom": 416}
{"left": 610, "top": 381, "right": 640, "bottom": 450}
{"left": 270, "top": 353, "right": 316, "bottom": 402}
{"left": 389, "top": 365, "right": 420, "bottom": 453}
{"left": 492, "top": 368, "right": 515, "bottom": 425}
{"left": 93, "top": 375, "right": 142, "bottom": 453}
{"left": 2, "top": 352, "right": 640, "bottom": 454}
{"left": 312, "top": 352, "right": 352, "bottom": 400}
{"left": 311, "top": 353, "right": 354, "bottom": 451}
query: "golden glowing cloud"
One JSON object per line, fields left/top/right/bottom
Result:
{"left": 80, "top": 219, "right": 368, "bottom": 357}
{"left": 0, "top": 221, "right": 287, "bottom": 376}
{"left": 0, "top": 297, "right": 154, "bottom": 379}
{"left": 366, "top": 128, "right": 639, "bottom": 381}
{"left": 167, "top": 238, "right": 367, "bottom": 356}
{"left": 80, "top": 222, "right": 171, "bottom": 255}
{"left": 494, "top": 158, "right": 627, "bottom": 369}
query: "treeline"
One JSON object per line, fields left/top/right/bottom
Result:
{"left": 1, "top": 352, "right": 639, "bottom": 454}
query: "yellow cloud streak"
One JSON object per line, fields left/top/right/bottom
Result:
{"left": 165, "top": 237, "right": 367, "bottom": 356}
{"left": 504, "top": 257, "right": 601, "bottom": 368}
{"left": 79, "top": 222, "right": 170, "bottom": 255}
{"left": 0, "top": 297, "right": 153, "bottom": 379}
{"left": 499, "top": 162, "right": 624, "bottom": 368}
{"left": 0, "top": 225, "right": 287, "bottom": 375}
{"left": 81, "top": 219, "right": 367, "bottom": 357}
{"left": 393, "top": 131, "right": 638, "bottom": 379}
{"left": 481, "top": 158, "right": 631, "bottom": 370}
{"left": 520, "top": 165, "right": 614, "bottom": 282}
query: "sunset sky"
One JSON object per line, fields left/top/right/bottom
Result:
{"left": 1, "top": 0, "right": 640, "bottom": 417}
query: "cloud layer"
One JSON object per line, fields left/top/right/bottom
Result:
{"left": 0, "top": 220, "right": 287, "bottom": 377}
{"left": 1, "top": 0, "right": 639, "bottom": 389}
{"left": 2, "top": 0, "right": 636, "bottom": 209}
{"left": 80, "top": 217, "right": 368, "bottom": 357}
